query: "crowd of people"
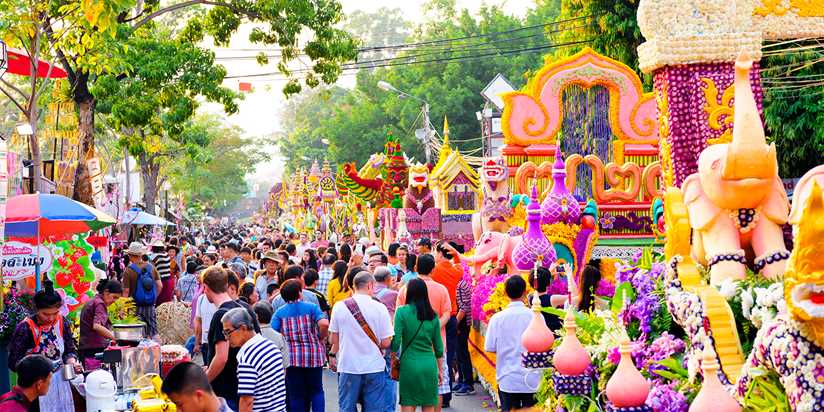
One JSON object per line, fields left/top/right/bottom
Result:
{"left": 0, "top": 225, "right": 608, "bottom": 412}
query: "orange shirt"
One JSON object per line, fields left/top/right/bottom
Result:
{"left": 430, "top": 258, "right": 462, "bottom": 316}
{"left": 397, "top": 276, "right": 451, "bottom": 347}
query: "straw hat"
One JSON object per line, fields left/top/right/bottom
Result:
{"left": 260, "top": 250, "right": 283, "bottom": 265}
{"left": 125, "top": 242, "right": 148, "bottom": 256}
{"left": 150, "top": 239, "right": 165, "bottom": 248}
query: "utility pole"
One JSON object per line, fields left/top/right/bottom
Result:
{"left": 423, "top": 102, "right": 431, "bottom": 165}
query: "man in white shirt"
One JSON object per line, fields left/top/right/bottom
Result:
{"left": 194, "top": 293, "right": 217, "bottom": 361}
{"left": 484, "top": 275, "right": 539, "bottom": 412}
{"left": 329, "top": 271, "right": 393, "bottom": 412}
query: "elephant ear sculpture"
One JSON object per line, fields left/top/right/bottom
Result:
{"left": 681, "top": 52, "right": 790, "bottom": 285}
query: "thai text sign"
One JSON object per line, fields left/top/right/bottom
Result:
{"left": 1, "top": 241, "right": 53, "bottom": 281}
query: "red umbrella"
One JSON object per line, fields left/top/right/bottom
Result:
{"left": 5, "top": 49, "right": 67, "bottom": 78}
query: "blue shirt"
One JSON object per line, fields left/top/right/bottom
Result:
{"left": 271, "top": 292, "right": 326, "bottom": 318}
{"left": 400, "top": 271, "right": 418, "bottom": 285}
{"left": 484, "top": 301, "right": 540, "bottom": 393}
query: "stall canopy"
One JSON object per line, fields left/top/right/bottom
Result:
{"left": 120, "top": 209, "right": 176, "bottom": 226}
{"left": 4, "top": 193, "right": 116, "bottom": 239}
{"left": 5, "top": 49, "right": 68, "bottom": 78}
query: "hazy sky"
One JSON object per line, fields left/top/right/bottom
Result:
{"left": 201, "top": 0, "right": 536, "bottom": 185}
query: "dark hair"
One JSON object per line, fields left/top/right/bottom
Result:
{"left": 436, "top": 241, "right": 454, "bottom": 260}
{"left": 34, "top": 280, "right": 62, "bottom": 309}
{"left": 239, "top": 283, "right": 256, "bottom": 301}
{"left": 15, "top": 355, "right": 53, "bottom": 387}
{"left": 406, "top": 278, "right": 436, "bottom": 322}
{"left": 505, "top": 275, "right": 527, "bottom": 300}
{"left": 303, "top": 249, "right": 319, "bottom": 270}
{"left": 283, "top": 265, "right": 304, "bottom": 282}
{"left": 266, "top": 283, "right": 280, "bottom": 296}
{"left": 344, "top": 265, "right": 365, "bottom": 292}
{"left": 406, "top": 253, "right": 417, "bottom": 273}
{"left": 332, "top": 260, "right": 348, "bottom": 283}
{"left": 529, "top": 267, "right": 551, "bottom": 293}
{"left": 202, "top": 267, "right": 229, "bottom": 293}
{"left": 303, "top": 269, "right": 319, "bottom": 287}
{"left": 387, "top": 243, "right": 400, "bottom": 257}
{"left": 226, "top": 271, "right": 240, "bottom": 291}
{"left": 579, "top": 264, "right": 602, "bottom": 312}
{"left": 240, "top": 247, "right": 252, "bottom": 255}
{"left": 417, "top": 237, "right": 432, "bottom": 248}
{"left": 416, "top": 254, "right": 435, "bottom": 275}
{"left": 285, "top": 244, "right": 296, "bottom": 254}
{"left": 274, "top": 239, "right": 283, "bottom": 249}
{"left": 224, "top": 242, "right": 241, "bottom": 253}
{"left": 186, "top": 260, "right": 198, "bottom": 275}
{"left": 96, "top": 278, "right": 123, "bottom": 295}
{"left": 253, "top": 301, "right": 274, "bottom": 324}
{"left": 161, "top": 362, "right": 213, "bottom": 396}
{"left": 322, "top": 253, "right": 336, "bottom": 266}
{"left": 339, "top": 244, "right": 352, "bottom": 264}
{"left": 280, "top": 279, "right": 302, "bottom": 302}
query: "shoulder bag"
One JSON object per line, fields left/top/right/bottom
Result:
{"left": 390, "top": 319, "right": 423, "bottom": 381}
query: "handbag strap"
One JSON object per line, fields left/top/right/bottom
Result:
{"left": 344, "top": 298, "right": 380, "bottom": 348}
{"left": 399, "top": 320, "right": 424, "bottom": 361}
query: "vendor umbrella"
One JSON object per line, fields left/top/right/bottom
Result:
{"left": 120, "top": 208, "right": 176, "bottom": 226}
{"left": 3, "top": 193, "right": 116, "bottom": 289}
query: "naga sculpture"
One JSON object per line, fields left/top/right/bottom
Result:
{"left": 681, "top": 55, "right": 790, "bottom": 285}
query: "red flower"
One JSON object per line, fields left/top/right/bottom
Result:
{"left": 72, "top": 278, "right": 90, "bottom": 296}
{"left": 55, "top": 271, "right": 72, "bottom": 287}
{"left": 57, "top": 257, "right": 68, "bottom": 267}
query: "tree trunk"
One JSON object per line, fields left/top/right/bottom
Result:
{"left": 72, "top": 73, "right": 96, "bottom": 205}
{"left": 27, "top": 107, "right": 42, "bottom": 194}
{"left": 140, "top": 151, "right": 160, "bottom": 213}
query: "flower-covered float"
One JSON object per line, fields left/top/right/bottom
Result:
{"left": 461, "top": 1, "right": 824, "bottom": 410}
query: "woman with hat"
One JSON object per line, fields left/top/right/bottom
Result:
{"left": 255, "top": 250, "right": 283, "bottom": 300}
{"left": 79, "top": 278, "right": 123, "bottom": 370}
{"left": 8, "top": 280, "right": 80, "bottom": 410}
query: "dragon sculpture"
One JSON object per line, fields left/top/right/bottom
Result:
{"left": 337, "top": 134, "right": 409, "bottom": 209}
{"left": 404, "top": 162, "right": 435, "bottom": 214}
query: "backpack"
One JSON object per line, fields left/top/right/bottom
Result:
{"left": 130, "top": 263, "right": 156, "bottom": 306}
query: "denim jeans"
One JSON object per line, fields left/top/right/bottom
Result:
{"left": 338, "top": 371, "right": 386, "bottom": 412}
{"left": 444, "top": 315, "right": 457, "bottom": 402}
{"left": 383, "top": 353, "right": 398, "bottom": 412}
{"left": 286, "top": 366, "right": 324, "bottom": 412}
{"left": 456, "top": 319, "right": 473, "bottom": 385}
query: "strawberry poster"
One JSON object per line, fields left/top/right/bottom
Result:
{"left": 46, "top": 234, "right": 96, "bottom": 319}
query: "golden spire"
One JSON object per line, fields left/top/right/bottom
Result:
{"left": 434, "top": 116, "right": 452, "bottom": 171}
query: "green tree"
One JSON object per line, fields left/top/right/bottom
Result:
{"left": 93, "top": 27, "right": 237, "bottom": 211}
{"left": 29, "top": 0, "right": 357, "bottom": 204}
{"left": 167, "top": 115, "right": 269, "bottom": 213}
{"left": 762, "top": 51, "right": 824, "bottom": 178}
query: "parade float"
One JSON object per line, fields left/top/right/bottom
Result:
{"left": 462, "top": 1, "right": 824, "bottom": 410}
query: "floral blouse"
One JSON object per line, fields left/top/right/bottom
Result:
{"left": 8, "top": 316, "right": 78, "bottom": 371}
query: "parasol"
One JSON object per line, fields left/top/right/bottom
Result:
{"left": 120, "top": 208, "right": 176, "bottom": 226}
{"left": 3, "top": 193, "right": 116, "bottom": 289}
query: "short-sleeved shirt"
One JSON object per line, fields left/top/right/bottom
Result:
{"left": 207, "top": 300, "right": 261, "bottom": 404}
{"left": 397, "top": 276, "right": 451, "bottom": 348}
{"left": 151, "top": 254, "right": 171, "bottom": 279}
{"left": 431, "top": 259, "right": 462, "bottom": 316}
{"left": 255, "top": 273, "right": 278, "bottom": 302}
{"left": 484, "top": 301, "right": 539, "bottom": 393}
{"left": 329, "top": 294, "right": 394, "bottom": 374}
{"left": 175, "top": 273, "right": 199, "bottom": 303}
{"left": 122, "top": 262, "right": 161, "bottom": 302}
{"left": 260, "top": 325, "right": 290, "bottom": 368}
{"left": 237, "top": 334, "right": 287, "bottom": 411}
{"left": 373, "top": 284, "right": 398, "bottom": 318}
{"left": 317, "top": 267, "right": 334, "bottom": 295}
{"left": 272, "top": 302, "right": 326, "bottom": 368}
{"left": 271, "top": 292, "right": 324, "bottom": 316}
{"left": 195, "top": 295, "right": 217, "bottom": 343}
{"left": 79, "top": 294, "right": 111, "bottom": 350}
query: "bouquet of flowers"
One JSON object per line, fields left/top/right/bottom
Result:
{"left": 108, "top": 297, "right": 141, "bottom": 325}
{"left": 0, "top": 286, "right": 36, "bottom": 344}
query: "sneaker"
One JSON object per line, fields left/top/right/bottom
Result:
{"left": 453, "top": 384, "right": 476, "bottom": 396}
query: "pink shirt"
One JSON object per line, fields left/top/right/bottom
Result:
{"left": 396, "top": 276, "right": 451, "bottom": 347}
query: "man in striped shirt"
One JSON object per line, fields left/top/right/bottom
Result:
{"left": 222, "top": 308, "right": 287, "bottom": 412}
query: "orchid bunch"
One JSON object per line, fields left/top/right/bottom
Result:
{"left": 471, "top": 273, "right": 507, "bottom": 323}
{"left": 0, "top": 286, "right": 35, "bottom": 344}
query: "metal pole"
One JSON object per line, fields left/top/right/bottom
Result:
{"left": 124, "top": 148, "right": 130, "bottom": 208}
{"left": 423, "top": 103, "right": 431, "bottom": 165}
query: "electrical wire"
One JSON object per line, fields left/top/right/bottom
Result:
{"left": 224, "top": 38, "right": 592, "bottom": 79}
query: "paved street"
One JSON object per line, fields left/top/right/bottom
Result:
{"left": 322, "top": 369, "right": 496, "bottom": 411}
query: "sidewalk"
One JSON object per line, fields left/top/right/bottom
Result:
{"left": 322, "top": 369, "right": 497, "bottom": 411}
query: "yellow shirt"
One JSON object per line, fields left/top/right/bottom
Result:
{"left": 326, "top": 278, "right": 351, "bottom": 309}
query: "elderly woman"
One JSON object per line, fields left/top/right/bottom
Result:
{"left": 8, "top": 280, "right": 80, "bottom": 410}
{"left": 79, "top": 279, "right": 123, "bottom": 370}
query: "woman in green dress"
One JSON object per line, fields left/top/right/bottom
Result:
{"left": 391, "top": 278, "right": 444, "bottom": 411}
